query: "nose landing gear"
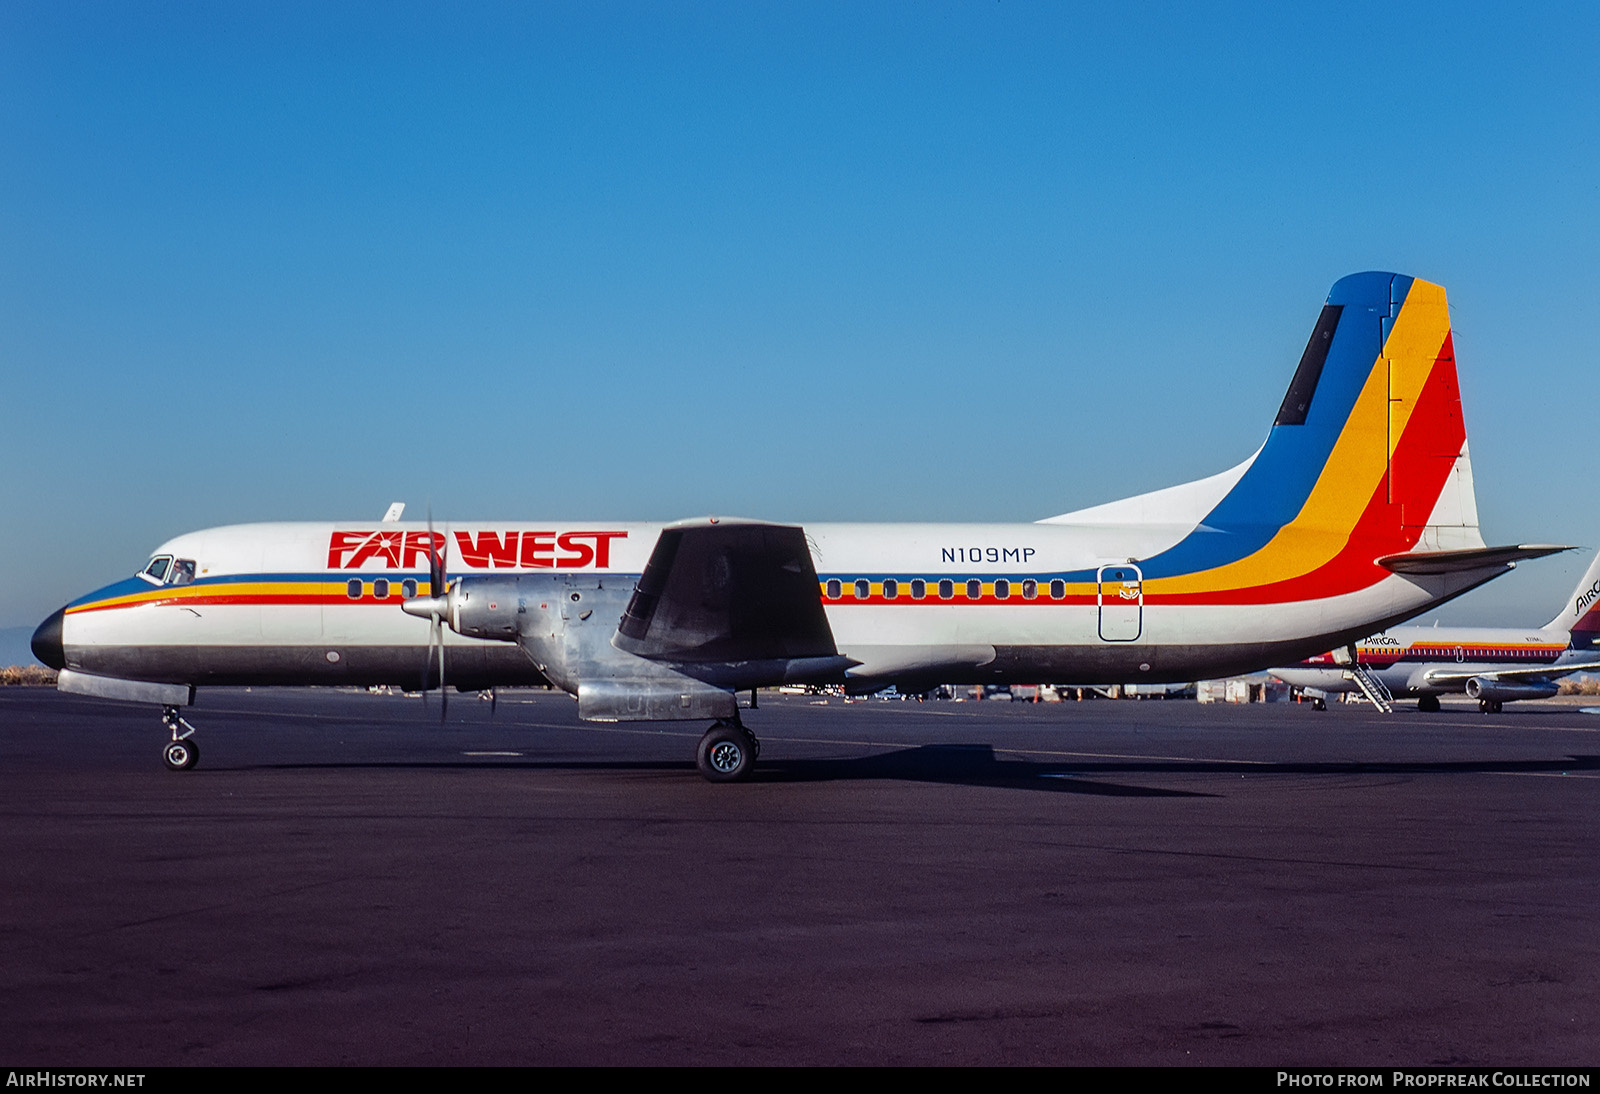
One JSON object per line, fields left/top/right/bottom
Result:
{"left": 161, "top": 705, "right": 200, "bottom": 771}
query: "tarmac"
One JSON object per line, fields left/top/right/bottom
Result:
{"left": 1, "top": 686, "right": 1597, "bottom": 1066}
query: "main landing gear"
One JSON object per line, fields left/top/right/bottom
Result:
{"left": 161, "top": 705, "right": 200, "bottom": 771}
{"left": 696, "top": 716, "right": 761, "bottom": 783}
{"left": 1418, "top": 695, "right": 1441, "bottom": 713}
{"left": 1478, "top": 698, "right": 1503, "bottom": 714}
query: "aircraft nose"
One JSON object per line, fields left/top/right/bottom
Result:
{"left": 31, "top": 607, "right": 65, "bottom": 670}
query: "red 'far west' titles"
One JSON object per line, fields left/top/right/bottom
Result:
{"left": 327, "top": 530, "right": 628, "bottom": 570}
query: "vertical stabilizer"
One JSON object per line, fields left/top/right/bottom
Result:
{"left": 1544, "top": 552, "right": 1600, "bottom": 645}
{"left": 1131, "top": 273, "right": 1486, "bottom": 604}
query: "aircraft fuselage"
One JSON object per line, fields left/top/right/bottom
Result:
{"left": 42, "top": 517, "right": 1507, "bottom": 694}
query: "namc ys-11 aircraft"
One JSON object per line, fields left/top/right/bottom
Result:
{"left": 32, "top": 272, "right": 1566, "bottom": 780}
{"left": 1272, "top": 551, "right": 1600, "bottom": 713}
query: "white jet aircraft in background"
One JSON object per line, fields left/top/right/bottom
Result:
{"left": 1273, "top": 551, "right": 1600, "bottom": 712}
{"left": 33, "top": 272, "right": 1565, "bottom": 779}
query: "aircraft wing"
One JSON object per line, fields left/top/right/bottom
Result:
{"left": 1421, "top": 660, "right": 1600, "bottom": 685}
{"left": 1378, "top": 544, "right": 1572, "bottom": 575}
{"left": 613, "top": 518, "right": 841, "bottom": 663}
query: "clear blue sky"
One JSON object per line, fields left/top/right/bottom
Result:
{"left": 3, "top": 1, "right": 1597, "bottom": 632}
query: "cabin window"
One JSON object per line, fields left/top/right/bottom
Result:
{"left": 1022, "top": 579, "right": 1038, "bottom": 599}
{"left": 938, "top": 579, "right": 954, "bottom": 600}
{"left": 994, "top": 579, "right": 1011, "bottom": 600}
{"left": 854, "top": 579, "right": 870, "bottom": 600}
{"left": 882, "top": 579, "right": 898, "bottom": 600}
{"left": 143, "top": 556, "right": 172, "bottom": 583}
{"left": 347, "top": 579, "right": 363, "bottom": 600}
{"left": 401, "top": 579, "right": 418, "bottom": 599}
{"left": 966, "top": 579, "right": 982, "bottom": 600}
{"left": 825, "top": 579, "right": 842, "bottom": 599}
{"left": 373, "top": 578, "right": 390, "bottom": 599}
{"left": 911, "top": 579, "right": 926, "bottom": 599}
{"left": 1049, "top": 579, "right": 1066, "bottom": 600}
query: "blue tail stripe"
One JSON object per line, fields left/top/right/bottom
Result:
{"left": 1138, "top": 272, "right": 1414, "bottom": 580}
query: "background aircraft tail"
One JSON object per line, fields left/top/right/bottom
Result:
{"left": 1543, "top": 552, "right": 1600, "bottom": 645}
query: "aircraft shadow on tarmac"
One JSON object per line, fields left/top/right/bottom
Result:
{"left": 731, "top": 746, "right": 1600, "bottom": 793}
{"left": 754, "top": 744, "right": 1210, "bottom": 795}
{"left": 249, "top": 744, "right": 1203, "bottom": 795}
{"left": 244, "top": 744, "right": 1600, "bottom": 796}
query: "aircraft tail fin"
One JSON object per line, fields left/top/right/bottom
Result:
{"left": 1543, "top": 551, "right": 1600, "bottom": 645}
{"left": 1240, "top": 272, "right": 1483, "bottom": 550}
{"left": 1108, "top": 273, "right": 1492, "bottom": 602}
{"left": 1042, "top": 274, "right": 1484, "bottom": 557}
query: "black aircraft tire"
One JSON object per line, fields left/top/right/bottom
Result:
{"left": 1418, "top": 695, "right": 1441, "bottom": 713}
{"left": 697, "top": 725, "right": 755, "bottom": 783}
{"left": 163, "top": 739, "right": 198, "bottom": 771}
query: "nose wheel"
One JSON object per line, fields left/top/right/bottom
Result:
{"left": 163, "top": 738, "right": 198, "bottom": 771}
{"left": 696, "top": 719, "right": 760, "bottom": 782}
{"left": 161, "top": 705, "right": 200, "bottom": 771}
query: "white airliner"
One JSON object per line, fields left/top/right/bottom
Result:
{"left": 1272, "top": 551, "right": 1600, "bottom": 712}
{"left": 32, "top": 273, "right": 1566, "bottom": 780}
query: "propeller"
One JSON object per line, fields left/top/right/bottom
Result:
{"left": 401, "top": 511, "right": 451, "bottom": 722}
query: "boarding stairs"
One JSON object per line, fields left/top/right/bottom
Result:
{"left": 1342, "top": 662, "right": 1394, "bottom": 713}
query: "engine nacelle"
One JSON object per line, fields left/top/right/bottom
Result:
{"left": 577, "top": 678, "right": 737, "bottom": 722}
{"left": 1463, "top": 677, "right": 1558, "bottom": 702}
{"left": 415, "top": 569, "right": 841, "bottom": 722}
{"left": 448, "top": 576, "right": 531, "bottom": 641}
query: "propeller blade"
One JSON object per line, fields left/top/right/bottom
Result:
{"left": 423, "top": 610, "right": 440, "bottom": 709}
{"left": 439, "top": 630, "right": 449, "bottom": 724}
{"left": 438, "top": 520, "right": 449, "bottom": 724}
{"left": 428, "top": 511, "right": 447, "bottom": 600}
{"left": 402, "top": 508, "right": 452, "bottom": 719}
{"left": 401, "top": 508, "right": 453, "bottom": 722}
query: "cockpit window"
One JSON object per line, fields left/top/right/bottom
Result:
{"left": 140, "top": 556, "right": 198, "bottom": 585}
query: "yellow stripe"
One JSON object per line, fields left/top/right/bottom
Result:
{"left": 1383, "top": 278, "right": 1450, "bottom": 462}
{"left": 65, "top": 578, "right": 438, "bottom": 613}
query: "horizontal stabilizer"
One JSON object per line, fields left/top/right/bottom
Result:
{"left": 1377, "top": 544, "right": 1572, "bottom": 575}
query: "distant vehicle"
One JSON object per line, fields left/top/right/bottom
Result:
{"left": 1273, "top": 552, "right": 1600, "bottom": 712}
{"left": 35, "top": 273, "right": 1564, "bottom": 778}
